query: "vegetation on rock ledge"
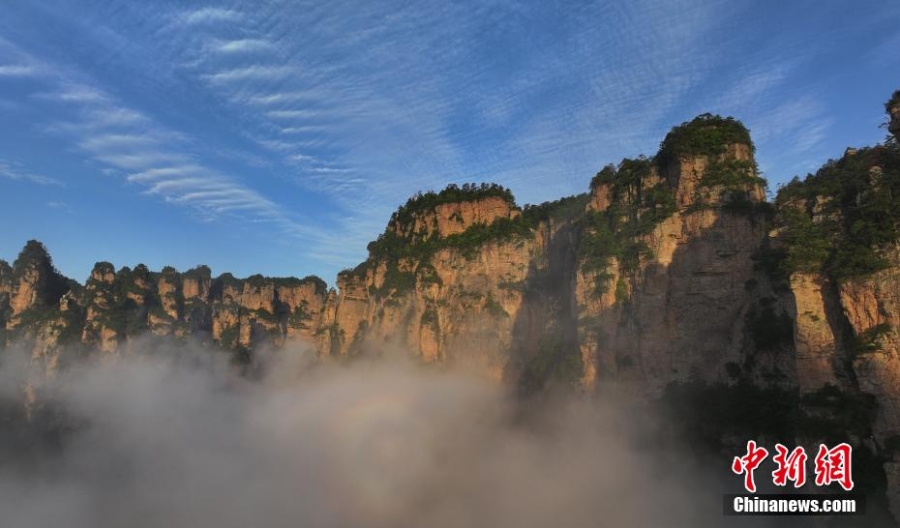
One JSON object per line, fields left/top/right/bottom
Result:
{"left": 580, "top": 157, "right": 676, "bottom": 285}
{"left": 389, "top": 183, "right": 515, "bottom": 228}
{"left": 657, "top": 113, "right": 754, "bottom": 169}
{"left": 365, "top": 187, "right": 592, "bottom": 272}
{"left": 774, "top": 143, "right": 900, "bottom": 280}
{"left": 887, "top": 90, "right": 900, "bottom": 113}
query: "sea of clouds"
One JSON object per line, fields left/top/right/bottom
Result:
{"left": 0, "top": 339, "right": 766, "bottom": 528}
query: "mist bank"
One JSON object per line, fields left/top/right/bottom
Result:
{"left": 0, "top": 338, "right": 754, "bottom": 528}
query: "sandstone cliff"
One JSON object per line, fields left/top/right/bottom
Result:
{"left": 575, "top": 136, "right": 773, "bottom": 399}
{"left": 312, "top": 117, "right": 777, "bottom": 400}
{"left": 2, "top": 247, "right": 330, "bottom": 366}
{"left": 319, "top": 183, "right": 546, "bottom": 380}
{"left": 768, "top": 135, "right": 900, "bottom": 516}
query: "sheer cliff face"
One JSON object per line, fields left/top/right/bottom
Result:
{"left": 575, "top": 143, "right": 771, "bottom": 398}
{"left": 322, "top": 194, "right": 541, "bottom": 380}
{"left": 319, "top": 129, "right": 775, "bottom": 396}
{"left": 840, "top": 255, "right": 900, "bottom": 517}
{"left": 840, "top": 251, "right": 900, "bottom": 435}
{"left": 769, "top": 138, "right": 900, "bottom": 518}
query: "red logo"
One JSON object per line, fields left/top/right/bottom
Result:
{"left": 814, "top": 443, "right": 854, "bottom": 491}
{"left": 732, "top": 440, "right": 768, "bottom": 493}
{"left": 733, "top": 442, "right": 853, "bottom": 492}
{"left": 772, "top": 444, "right": 807, "bottom": 488}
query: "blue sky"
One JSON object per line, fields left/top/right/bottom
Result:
{"left": 0, "top": 0, "right": 897, "bottom": 285}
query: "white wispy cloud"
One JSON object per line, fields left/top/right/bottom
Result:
{"left": 264, "top": 109, "right": 319, "bottom": 120}
{"left": 0, "top": 39, "right": 323, "bottom": 247}
{"left": 0, "top": 158, "right": 62, "bottom": 185}
{"left": 287, "top": 153, "right": 319, "bottom": 163}
{"left": 126, "top": 165, "right": 209, "bottom": 183}
{"left": 203, "top": 66, "right": 293, "bottom": 84}
{"left": 212, "top": 38, "right": 274, "bottom": 54}
{"left": 712, "top": 63, "right": 794, "bottom": 113}
{"left": 82, "top": 106, "right": 149, "bottom": 128}
{"left": 94, "top": 152, "right": 191, "bottom": 170}
{"left": 165, "top": 186, "right": 280, "bottom": 217}
{"left": 78, "top": 133, "right": 162, "bottom": 151}
{"left": 57, "top": 0, "right": 783, "bottom": 226}
{"left": 144, "top": 177, "right": 211, "bottom": 194}
{"left": 180, "top": 8, "right": 242, "bottom": 25}
{"left": 124, "top": 165, "right": 278, "bottom": 214}
{"left": 255, "top": 139, "right": 299, "bottom": 152}
{"left": 748, "top": 94, "right": 834, "bottom": 179}
{"left": 0, "top": 64, "right": 38, "bottom": 77}
{"left": 278, "top": 125, "right": 328, "bottom": 135}
{"left": 37, "top": 84, "right": 109, "bottom": 103}
{"left": 308, "top": 167, "right": 355, "bottom": 174}
{"left": 751, "top": 96, "right": 831, "bottom": 149}
{"left": 243, "top": 91, "right": 316, "bottom": 106}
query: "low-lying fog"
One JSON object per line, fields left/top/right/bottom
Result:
{"left": 0, "top": 340, "right": 744, "bottom": 528}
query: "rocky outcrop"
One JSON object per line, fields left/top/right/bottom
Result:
{"left": 321, "top": 231, "right": 543, "bottom": 380}
{"left": 888, "top": 90, "right": 900, "bottom": 141}
{"left": 0, "top": 242, "right": 75, "bottom": 369}
{"left": 81, "top": 261, "right": 119, "bottom": 352}
{"left": 664, "top": 142, "right": 766, "bottom": 210}
{"left": 6, "top": 241, "right": 69, "bottom": 322}
{"left": 389, "top": 195, "right": 520, "bottom": 242}
{"left": 157, "top": 267, "right": 181, "bottom": 321}
{"left": 5, "top": 253, "right": 330, "bottom": 361}
{"left": 575, "top": 132, "right": 772, "bottom": 398}
{"left": 182, "top": 266, "right": 211, "bottom": 300}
